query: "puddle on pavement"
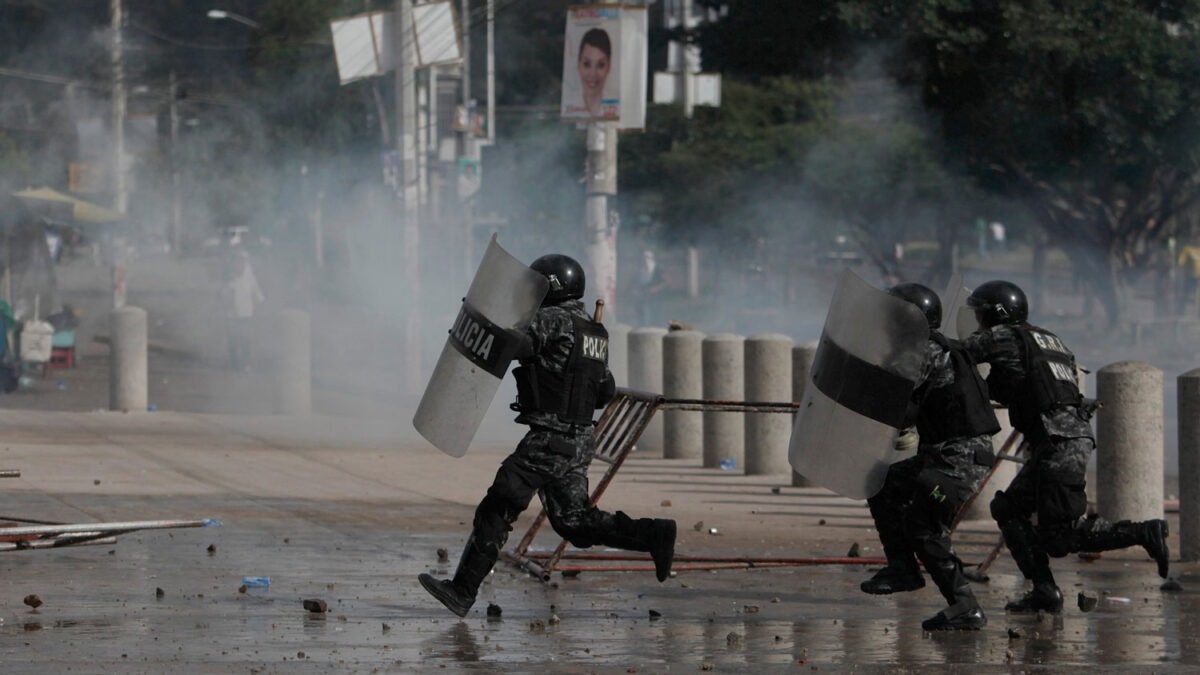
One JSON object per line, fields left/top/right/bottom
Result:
{"left": 0, "top": 510, "right": 1195, "bottom": 671}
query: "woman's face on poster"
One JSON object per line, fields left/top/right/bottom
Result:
{"left": 577, "top": 43, "right": 610, "bottom": 96}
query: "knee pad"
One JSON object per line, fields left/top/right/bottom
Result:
{"left": 1037, "top": 524, "right": 1074, "bottom": 558}
{"left": 990, "top": 490, "right": 1016, "bottom": 524}
{"left": 473, "top": 494, "right": 515, "bottom": 543}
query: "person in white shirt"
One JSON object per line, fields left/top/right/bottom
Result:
{"left": 220, "top": 249, "right": 264, "bottom": 371}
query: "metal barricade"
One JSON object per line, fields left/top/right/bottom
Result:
{"left": 502, "top": 387, "right": 893, "bottom": 580}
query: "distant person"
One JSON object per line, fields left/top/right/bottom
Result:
{"left": 633, "top": 248, "right": 664, "bottom": 327}
{"left": 577, "top": 28, "right": 613, "bottom": 119}
{"left": 220, "top": 249, "right": 264, "bottom": 372}
{"left": 975, "top": 218, "right": 988, "bottom": 259}
{"left": 989, "top": 222, "right": 1006, "bottom": 254}
{"left": 1178, "top": 237, "right": 1200, "bottom": 314}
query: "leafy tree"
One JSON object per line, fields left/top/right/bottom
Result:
{"left": 887, "top": 0, "right": 1200, "bottom": 325}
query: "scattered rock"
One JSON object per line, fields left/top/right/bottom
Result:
{"left": 382, "top": 623, "right": 391, "bottom": 632}
{"left": 23, "top": 622, "right": 42, "bottom": 632}
{"left": 648, "top": 609, "right": 662, "bottom": 620}
{"left": 93, "top": 479, "right": 101, "bottom": 486}
{"left": 701, "top": 663, "right": 715, "bottom": 671}
{"left": 303, "top": 599, "right": 328, "bottom": 614}
{"left": 1005, "top": 648, "right": 1015, "bottom": 664}
{"left": 726, "top": 631, "right": 742, "bottom": 646}
{"left": 529, "top": 619, "right": 546, "bottom": 632}
{"left": 238, "top": 585, "right": 247, "bottom": 594}
{"left": 743, "top": 605, "right": 759, "bottom": 614}
{"left": 693, "top": 521, "right": 704, "bottom": 532}
{"left": 770, "top": 487, "right": 781, "bottom": 494}
{"left": 487, "top": 602, "right": 502, "bottom": 618}
{"left": 1007, "top": 628, "right": 1021, "bottom": 639}
{"left": 436, "top": 547, "right": 449, "bottom": 563}
{"left": 155, "top": 587, "right": 165, "bottom": 599}
{"left": 660, "top": 500, "right": 672, "bottom": 507}
{"left": 1161, "top": 578, "right": 1184, "bottom": 592}
{"left": 708, "top": 528, "right": 720, "bottom": 536}
{"left": 818, "top": 519, "right": 826, "bottom": 526}
{"left": 1077, "top": 592, "right": 1098, "bottom": 612}
{"left": 548, "top": 614, "right": 561, "bottom": 626}
{"left": 23, "top": 595, "right": 42, "bottom": 609}
{"left": 771, "top": 597, "right": 780, "bottom": 603}
{"left": 846, "top": 542, "right": 860, "bottom": 558}
{"left": 206, "top": 544, "right": 217, "bottom": 556}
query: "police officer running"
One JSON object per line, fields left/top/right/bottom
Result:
{"left": 963, "top": 280, "right": 1169, "bottom": 613}
{"left": 419, "top": 254, "right": 677, "bottom": 617}
{"left": 861, "top": 284, "right": 999, "bottom": 631}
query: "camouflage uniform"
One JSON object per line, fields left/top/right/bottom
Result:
{"left": 457, "top": 300, "right": 671, "bottom": 598}
{"left": 963, "top": 323, "right": 1168, "bottom": 597}
{"left": 866, "top": 336, "right": 996, "bottom": 624}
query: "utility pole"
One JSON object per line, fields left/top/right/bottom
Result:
{"left": 395, "top": 0, "right": 422, "bottom": 392}
{"left": 486, "top": 0, "right": 495, "bottom": 145}
{"left": 110, "top": 0, "right": 127, "bottom": 215}
{"left": 584, "top": 0, "right": 618, "bottom": 320}
{"left": 110, "top": 0, "right": 128, "bottom": 310}
{"left": 681, "top": 0, "right": 695, "bottom": 118}
{"left": 169, "top": 70, "right": 181, "bottom": 255}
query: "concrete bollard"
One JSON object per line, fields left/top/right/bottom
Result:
{"left": 702, "top": 333, "right": 745, "bottom": 469}
{"left": 1180, "top": 369, "right": 1200, "bottom": 560}
{"left": 1096, "top": 361, "right": 1163, "bottom": 522}
{"left": 745, "top": 334, "right": 793, "bottom": 475}
{"left": 607, "top": 322, "right": 631, "bottom": 388}
{"left": 663, "top": 330, "right": 704, "bottom": 460}
{"left": 275, "top": 309, "right": 312, "bottom": 416}
{"left": 109, "top": 306, "right": 147, "bottom": 412}
{"left": 791, "top": 340, "right": 818, "bottom": 487}
{"left": 628, "top": 327, "right": 668, "bottom": 454}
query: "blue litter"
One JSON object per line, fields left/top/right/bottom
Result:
{"left": 202, "top": 519, "right": 223, "bottom": 527}
{"left": 147, "top": 404, "right": 158, "bottom": 411}
{"left": 719, "top": 458, "right": 737, "bottom": 471}
{"left": 241, "top": 576, "right": 270, "bottom": 588}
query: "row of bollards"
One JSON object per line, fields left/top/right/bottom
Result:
{"left": 107, "top": 306, "right": 311, "bottom": 415}
{"left": 618, "top": 327, "right": 1200, "bottom": 559}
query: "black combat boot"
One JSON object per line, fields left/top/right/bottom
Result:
{"left": 1004, "top": 581, "right": 1063, "bottom": 613}
{"left": 1074, "top": 518, "right": 1170, "bottom": 578}
{"left": 418, "top": 536, "right": 495, "bottom": 617}
{"left": 864, "top": 498, "right": 925, "bottom": 594}
{"left": 649, "top": 519, "right": 676, "bottom": 582}
{"left": 861, "top": 564, "right": 925, "bottom": 595}
{"left": 919, "top": 558, "right": 986, "bottom": 630}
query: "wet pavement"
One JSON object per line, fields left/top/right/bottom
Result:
{"left": 0, "top": 490, "right": 1195, "bottom": 673}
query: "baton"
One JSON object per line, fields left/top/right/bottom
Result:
{"left": 594, "top": 299, "right": 605, "bottom": 323}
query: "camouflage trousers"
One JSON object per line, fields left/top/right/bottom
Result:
{"left": 868, "top": 435, "right": 995, "bottom": 572}
{"left": 994, "top": 433, "right": 1094, "bottom": 553}
{"left": 469, "top": 426, "right": 656, "bottom": 560}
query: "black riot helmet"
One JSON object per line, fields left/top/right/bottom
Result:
{"left": 968, "top": 280, "right": 1028, "bottom": 328}
{"left": 887, "top": 283, "right": 942, "bottom": 329}
{"left": 530, "top": 254, "right": 585, "bottom": 304}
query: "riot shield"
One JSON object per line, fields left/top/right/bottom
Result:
{"left": 941, "top": 274, "right": 976, "bottom": 340}
{"left": 414, "top": 235, "right": 549, "bottom": 457}
{"left": 788, "top": 269, "right": 929, "bottom": 499}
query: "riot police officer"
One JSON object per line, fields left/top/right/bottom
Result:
{"left": 963, "top": 280, "right": 1169, "bottom": 613}
{"left": 419, "top": 254, "right": 677, "bottom": 617}
{"left": 861, "top": 284, "right": 999, "bottom": 630}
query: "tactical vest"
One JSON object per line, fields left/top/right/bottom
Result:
{"left": 914, "top": 333, "right": 1001, "bottom": 444}
{"left": 513, "top": 315, "right": 610, "bottom": 425}
{"left": 987, "top": 323, "right": 1082, "bottom": 433}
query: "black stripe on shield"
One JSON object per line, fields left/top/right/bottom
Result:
{"left": 448, "top": 302, "right": 521, "bottom": 379}
{"left": 810, "top": 333, "right": 916, "bottom": 428}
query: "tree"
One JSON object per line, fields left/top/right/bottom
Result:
{"left": 888, "top": 0, "right": 1200, "bottom": 325}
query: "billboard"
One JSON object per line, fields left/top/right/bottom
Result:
{"left": 560, "top": 5, "right": 647, "bottom": 128}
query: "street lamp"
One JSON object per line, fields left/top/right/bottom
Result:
{"left": 206, "top": 9, "right": 260, "bottom": 28}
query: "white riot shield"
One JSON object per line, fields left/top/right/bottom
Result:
{"left": 788, "top": 269, "right": 929, "bottom": 499}
{"left": 941, "top": 274, "right": 975, "bottom": 340}
{"left": 414, "top": 235, "right": 549, "bottom": 456}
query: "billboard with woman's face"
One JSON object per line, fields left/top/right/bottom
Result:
{"left": 561, "top": 6, "right": 623, "bottom": 121}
